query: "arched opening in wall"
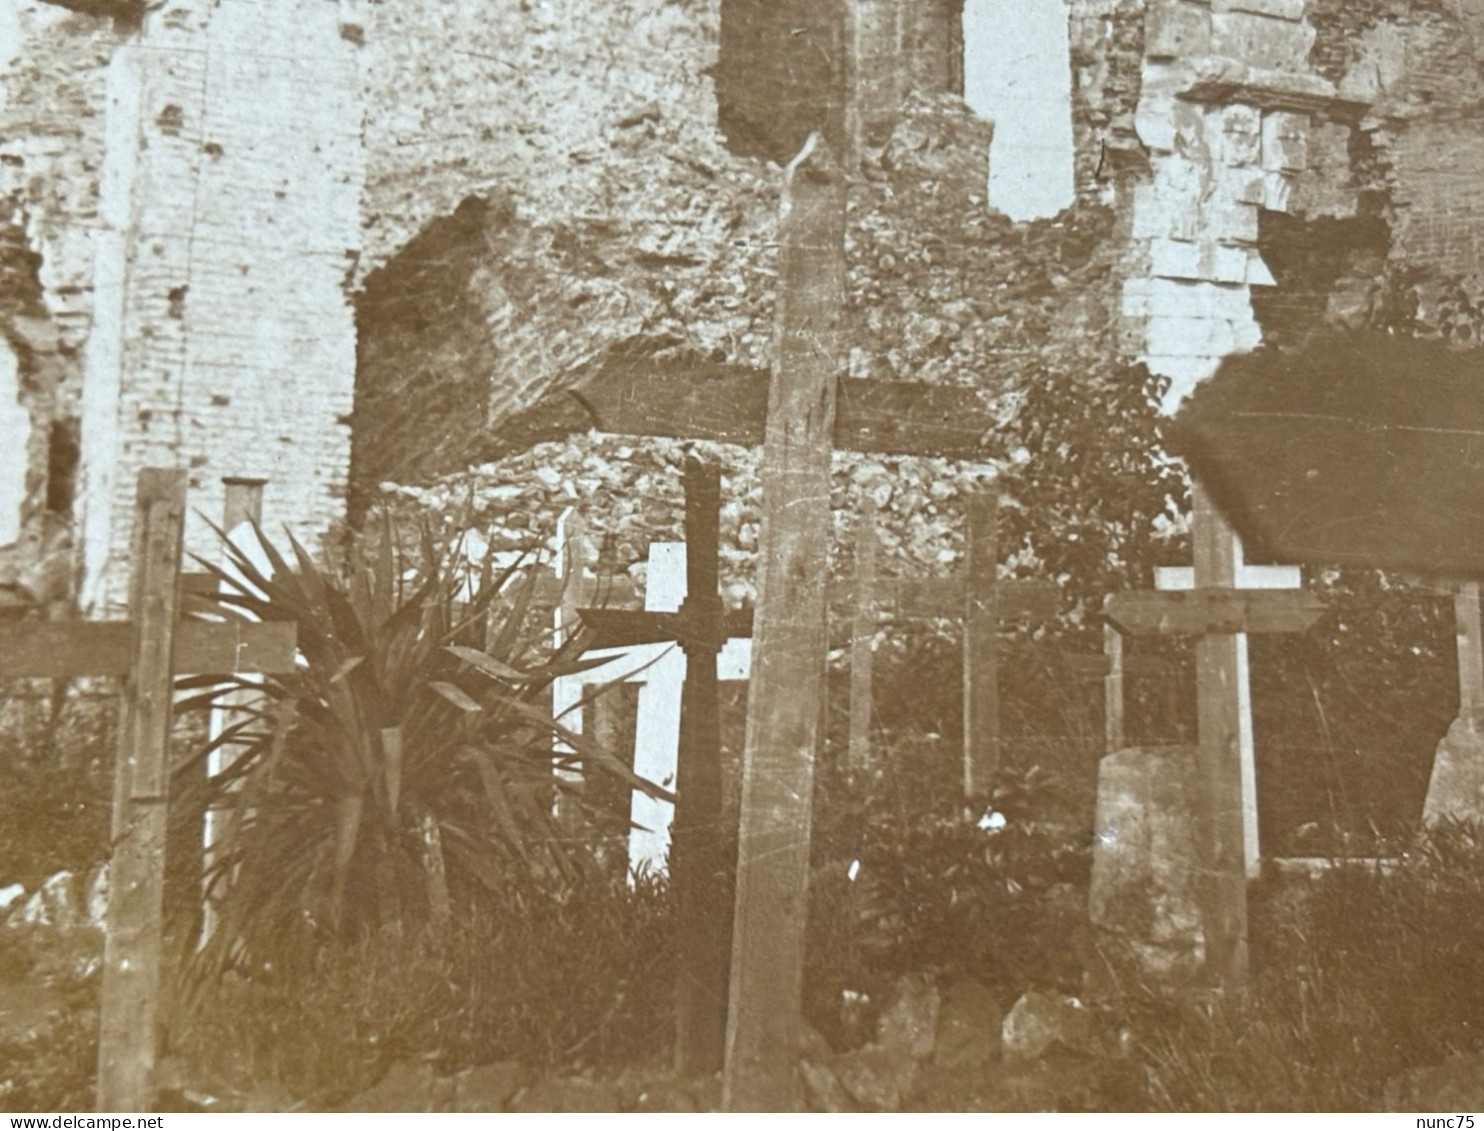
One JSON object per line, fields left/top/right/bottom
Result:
{"left": 962, "top": 0, "right": 1076, "bottom": 221}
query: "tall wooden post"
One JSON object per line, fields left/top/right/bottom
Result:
{"left": 1103, "top": 624, "right": 1125, "bottom": 755}
{"left": 1456, "top": 582, "right": 1484, "bottom": 714}
{"left": 1190, "top": 483, "right": 1248, "bottom": 988}
{"left": 724, "top": 134, "right": 845, "bottom": 1112}
{"left": 98, "top": 469, "right": 187, "bottom": 1112}
{"left": 673, "top": 457, "right": 733, "bottom": 1076}
{"left": 848, "top": 497, "right": 878, "bottom": 771}
{"left": 962, "top": 494, "right": 1000, "bottom": 797}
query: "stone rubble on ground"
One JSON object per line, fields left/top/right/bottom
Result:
{"left": 1001, "top": 990, "right": 1095, "bottom": 1063}
{"left": 3, "top": 862, "right": 107, "bottom": 933}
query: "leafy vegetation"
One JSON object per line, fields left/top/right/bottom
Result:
{"left": 1137, "top": 823, "right": 1484, "bottom": 1111}
{"left": 174, "top": 517, "right": 669, "bottom": 980}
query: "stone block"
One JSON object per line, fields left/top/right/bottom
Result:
{"left": 1212, "top": 0, "right": 1306, "bottom": 20}
{"left": 1247, "top": 252, "right": 1278, "bottom": 288}
{"left": 1201, "top": 196, "right": 1260, "bottom": 243}
{"left": 1088, "top": 745, "right": 1208, "bottom": 988}
{"left": 1263, "top": 170, "right": 1295, "bottom": 211}
{"left": 876, "top": 974, "right": 940, "bottom": 1062}
{"left": 1211, "top": 11, "right": 1316, "bottom": 70}
{"left": 932, "top": 976, "right": 1003, "bottom": 1070}
{"left": 1423, "top": 712, "right": 1484, "bottom": 824}
{"left": 1149, "top": 238, "right": 1250, "bottom": 283}
{"left": 1148, "top": 313, "right": 1237, "bottom": 358}
{"left": 1216, "top": 104, "right": 1262, "bottom": 167}
{"left": 1145, "top": 0, "right": 1211, "bottom": 61}
{"left": 1131, "top": 180, "right": 1201, "bottom": 241}
{"left": 1149, "top": 236, "right": 1203, "bottom": 280}
{"left": 1001, "top": 990, "right": 1095, "bottom": 1062}
{"left": 1261, "top": 110, "right": 1309, "bottom": 173}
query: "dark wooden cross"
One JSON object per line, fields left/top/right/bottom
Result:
{"left": 1101, "top": 484, "right": 1324, "bottom": 989}
{"left": 577, "top": 456, "right": 746, "bottom": 1076}
{"left": 0, "top": 469, "right": 297, "bottom": 1112}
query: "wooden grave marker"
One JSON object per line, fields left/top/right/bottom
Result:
{"left": 843, "top": 493, "right": 1060, "bottom": 794}
{"left": 1154, "top": 540, "right": 1302, "bottom": 879}
{"left": 1102, "top": 484, "right": 1323, "bottom": 988}
{"left": 0, "top": 469, "right": 297, "bottom": 1112}
{"left": 575, "top": 457, "right": 744, "bottom": 1076}
{"left": 563, "top": 134, "right": 1016, "bottom": 1106}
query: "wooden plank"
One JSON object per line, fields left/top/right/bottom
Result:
{"left": 1191, "top": 483, "right": 1249, "bottom": 990}
{"left": 533, "top": 571, "right": 638, "bottom": 608}
{"left": 1104, "top": 624, "right": 1125, "bottom": 755}
{"left": 576, "top": 371, "right": 998, "bottom": 460}
{"left": 673, "top": 458, "right": 733, "bottom": 1076}
{"left": 577, "top": 607, "right": 753, "bottom": 649}
{"left": 98, "top": 469, "right": 187, "bottom": 1113}
{"left": 724, "top": 134, "right": 844, "bottom": 1113}
{"left": 1102, "top": 588, "right": 1325, "bottom": 636}
{"left": 833, "top": 575, "right": 1059, "bottom": 621}
{"left": 962, "top": 495, "right": 999, "bottom": 797}
{"left": 848, "top": 498, "right": 878, "bottom": 770}
{"left": 569, "top": 575, "right": 1057, "bottom": 631}
{"left": 0, "top": 618, "right": 296, "bottom": 679}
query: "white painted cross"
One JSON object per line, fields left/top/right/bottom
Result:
{"left": 1156, "top": 537, "right": 1302, "bottom": 879}
{"left": 202, "top": 480, "right": 274, "bottom": 940}
{"left": 550, "top": 516, "right": 750, "bottom": 875}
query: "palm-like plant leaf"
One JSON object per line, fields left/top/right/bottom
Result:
{"left": 179, "top": 511, "right": 659, "bottom": 981}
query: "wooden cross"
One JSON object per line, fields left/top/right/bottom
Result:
{"left": 1154, "top": 541, "right": 1302, "bottom": 879}
{"left": 844, "top": 492, "right": 1059, "bottom": 794}
{"left": 568, "top": 135, "right": 1006, "bottom": 1108}
{"left": 577, "top": 457, "right": 747, "bottom": 1077}
{"left": 1102, "top": 484, "right": 1323, "bottom": 988}
{"left": 0, "top": 469, "right": 297, "bottom": 1112}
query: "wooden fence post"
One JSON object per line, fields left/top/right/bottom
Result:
{"left": 98, "top": 468, "right": 187, "bottom": 1112}
{"left": 848, "top": 497, "right": 878, "bottom": 772}
{"left": 1191, "top": 482, "right": 1249, "bottom": 988}
{"left": 724, "top": 134, "right": 845, "bottom": 1112}
{"left": 962, "top": 494, "right": 1000, "bottom": 798}
{"left": 674, "top": 457, "right": 732, "bottom": 1076}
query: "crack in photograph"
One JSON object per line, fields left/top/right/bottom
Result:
{"left": 1, "top": 0, "right": 1483, "bottom": 1116}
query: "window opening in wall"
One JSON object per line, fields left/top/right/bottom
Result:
{"left": 45, "top": 417, "right": 79, "bottom": 517}
{"left": 962, "top": 0, "right": 1076, "bottom": 221}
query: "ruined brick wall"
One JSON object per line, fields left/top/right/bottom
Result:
{"left": 76, "top": 0, "right": 363, "bottom": 607}
{"left": 0, "top": 2, "right": 118, "bottom": 593}
{"left": 0, "top": 0, "right": 363, "bottom": 610}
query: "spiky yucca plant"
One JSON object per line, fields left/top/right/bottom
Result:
{"left": 176, "top": 518, "right": 667, "bottom": 978}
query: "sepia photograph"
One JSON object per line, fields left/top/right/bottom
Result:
{"left": 0, "top": 0, "right": 1482, "bottom": 1115}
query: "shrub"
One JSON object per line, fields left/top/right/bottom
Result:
{"left": 807, "top": 731, "right": 1092, "bottom": 1044}
{"left": 176, "top": 517, "right": 669, "bottom": 981}
{"left": 0, "top": 707, "right": 112, "bottom": 890}
{"left": 1138, "top": 822, "right": 1484, "bottom": 1111}
{"left": 171, "top": 871, "right": 675, "bottom": 1105}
